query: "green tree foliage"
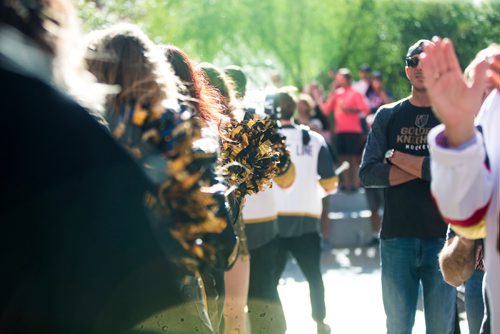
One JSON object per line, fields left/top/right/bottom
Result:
{"left": 78, "top": 0, "right": 499, "bottom": 99}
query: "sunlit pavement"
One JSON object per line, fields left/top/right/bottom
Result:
{"left": 278, "top": 245, "right": 468, "bottom": 334}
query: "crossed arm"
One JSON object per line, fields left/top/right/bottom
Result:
{"left": 359, "top": 109, "right": 421, "bottom": 188}
{"left": 387, "top": 150, "right": 430, "bottom": 181}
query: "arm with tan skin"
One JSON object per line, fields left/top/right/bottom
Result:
{"left": 388, "top": 164, "right": 419, "bottom": 185}
{"left": 341, "top": 107, "right": 361, "bottom": 114}
{"left": 439, "top": 235, "right": 475, "bottom": 287}
{"left": 387, "top": 150, "right": 428, "bottom": 180}
{"left": 311, "top": 84, "right": 334, "bottom": 116}
{"left": 338, "top": 97, "right": 360, "bottom": 114}
{"left": 339, "top": 90, "right": 370, "bottom": 115}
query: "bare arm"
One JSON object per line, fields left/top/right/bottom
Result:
{"left": 388, "top": 150, "right": 429, "bottom": 180}
{"left": 438, "top": 236, "right": 475, "bottom": 287}
{"left": 388, "top": 165, "right": 418, "bottom": 186}
{"left": 339, "top": 98, "right": 360, "bottom": 114}
{"left": 342, "top": 106, "right": 361, "bottom": 114}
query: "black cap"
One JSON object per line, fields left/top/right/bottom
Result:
{"left": 372, "top": 71, "right": 383, "bottom": 80}
{"left": 406, "top": 39, "right": 431, "bottom": 58}
{"left": 359, "top": 64, "right": 372, "bottom": 72}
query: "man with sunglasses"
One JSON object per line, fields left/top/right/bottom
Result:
{"left": 359, "top": 39, "right": 457, "bottom": 334}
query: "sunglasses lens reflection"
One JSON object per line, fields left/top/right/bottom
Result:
{"left": 406, "top": 57, "right": 419, "bottom": 68}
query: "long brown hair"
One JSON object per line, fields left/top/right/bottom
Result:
{"left": 197, "top": 62, "right": 242, "bottom": 121}
{"left": 163, "top": 45, "right": 228, "bottom": 126}
{"left": 86, "top": 24, "right": 178, "bottom": 115}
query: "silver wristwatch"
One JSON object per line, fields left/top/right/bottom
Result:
{"left": 385, "top": 149, "right": 395, "bottom": 160}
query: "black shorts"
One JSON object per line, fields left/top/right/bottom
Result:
{"left": 335, "top": 132, "right": 363, "bottom": 155}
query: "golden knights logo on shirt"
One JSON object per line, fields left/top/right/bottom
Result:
{"left": 415, "top": 114, "right": 429, "bottom": 128}
{"left": 394, "top": 115, "right": 433, "bottom": 151}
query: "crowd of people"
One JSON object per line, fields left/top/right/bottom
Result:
{"left": 1, "top": 1, "right": 499, "bottom": 334}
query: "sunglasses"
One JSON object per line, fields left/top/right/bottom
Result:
{"left": 405, "top": 57, "right": 419, "bottom": 68}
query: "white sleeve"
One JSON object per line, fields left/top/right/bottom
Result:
{"left": 428, "top": 124, "right": 493, "bottom": 225}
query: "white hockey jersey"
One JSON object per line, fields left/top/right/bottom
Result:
{"left": 428, "top": 90, "right": 500, "bottom": 333}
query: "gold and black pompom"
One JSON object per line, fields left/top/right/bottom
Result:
{"left": 113, "top": 101, "right": 237, "bottom": 271}
{"left": 219, "top": 113, "right": 291, "bottom": 199}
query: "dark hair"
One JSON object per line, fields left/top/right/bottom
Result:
{"left": 359, "top": 64, "right": 372, "bottom": 72}
{"left": 276, "top": 91, "right": 297, "bottom": 120}
{"left": 198, "top": 62, "right": 239, "bottom": 119}
{"left": 372, "top": 71, "right": 383, "bottom": 80}
{"left": 86, "top": 24, "right": 177, "bottom": 113}
{"left": 0, "top": 0, "right": 74, "bottom": 56}
{"left": 224, "top": 65, "right": 247, "bottom": 99}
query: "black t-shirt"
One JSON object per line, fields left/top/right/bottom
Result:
{"left": 381, "top": 99, "right": 447, "bottom": 239}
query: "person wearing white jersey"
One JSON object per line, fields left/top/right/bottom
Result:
{"left": 273, "top": 90, "right": 338, "bottom": 334}
{"left": 420, "top": 37, "right": 500, "bottom": 334}
{"left": 243, "top": 187, "right": 288, "bottom": 334}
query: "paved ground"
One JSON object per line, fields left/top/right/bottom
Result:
{"left": 278, "top": 243, "right": 468, "bottom": 334}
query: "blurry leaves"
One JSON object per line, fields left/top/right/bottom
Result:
{"left": 77, "top": 0, "right": 499, "bottom": 99}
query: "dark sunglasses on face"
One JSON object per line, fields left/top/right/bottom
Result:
{"left": 405, "top": 56, "right": 419, "bottom": 68}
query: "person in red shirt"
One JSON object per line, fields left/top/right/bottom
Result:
{"left": 316, "top": 68, "right": 369, "bottom": 192}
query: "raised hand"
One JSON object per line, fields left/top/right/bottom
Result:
{"left": 419, "top": 37, "right": 489, "bottom": 147}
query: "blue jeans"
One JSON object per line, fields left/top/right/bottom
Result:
{"left": 381, "top": 238, "right": 456, "bottom": 334}
{"left": 465, "top": 270, "right": 486, "bottom": 334}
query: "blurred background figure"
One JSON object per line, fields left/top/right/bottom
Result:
{"left": 363, "top": 71, "right": 392, "bottom": 244}
{"left": 297, "top": 93, "right": 326, "bottom": 137}
{"left": 366, "top": 71, "right": 393, "bottom": 115}
{"left": 315, "top": 68, "right": 369, "bottom": 193}
{"left": 271, "top": 70, "right": 284, "bottom": 89}
{"left": 274, "top": 90, "right": 337, "bottom": 334}
{"left": 296, "top": 92, "right": 334, "bottom": 246}
{"left": 353, "top": 64, "right": 372, "bottom": 95}
{"left": 306, "top": 81, "right": 333, "bottom": 145}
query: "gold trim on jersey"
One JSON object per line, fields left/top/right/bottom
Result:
{"left": 274, "top": 163, "right": 296, "bottom": 189}
{"left": 319, "top": 176, "right": 339, "bottom": 192}
{"left": 277, "top": 212, "right": 321, "bottom": 219}
{"left": 451, "top": 219, "right": 487, "bottom": 240}
{"left": 243, "top": 215, "right": 278, "bottom": 224}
